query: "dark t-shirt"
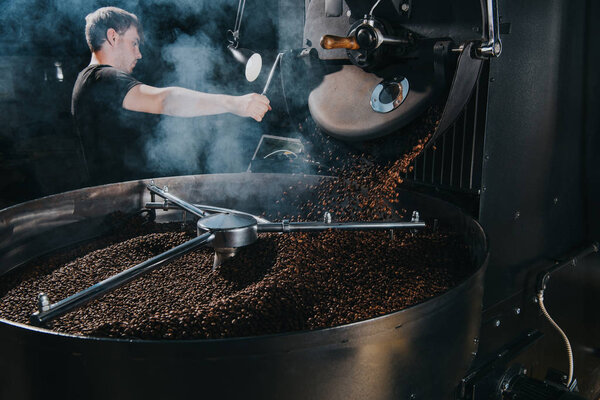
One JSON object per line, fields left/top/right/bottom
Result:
{"left": 71, "top": 64, "right": 158, "bottom": 185}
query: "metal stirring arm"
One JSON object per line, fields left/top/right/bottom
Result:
{"left": 258, "top": 220, "right": 425, "bottom": 233}
{"left": 147, "top": 183, "right": 207, "bottom": 219}
{"left": 30, "top": 232, "right": 215, "bottom": 326}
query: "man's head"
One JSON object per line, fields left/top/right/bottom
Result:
{"left": 85, "top": 7, "right": 143, "bottom": 73}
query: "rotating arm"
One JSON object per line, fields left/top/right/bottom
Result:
{"left": 257, "top": 220, "right": 425, "bottom": 233}
{"left": 30, "top": 232, "right": 215, "bottom": 326}
{"left": 147, "top": 184, "right": 207, "bottom": 218}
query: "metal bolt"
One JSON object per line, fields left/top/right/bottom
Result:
{"left": 523, "top": 368, "right": 528, "bottom": 375}
{"left": 346, "top": 9, "right": 351, "bottom": 17}
{"left": 409, "top": 394, "right": 416, "bottom": 399}
{"left": 401, "top": 3, "right": 410, "bottom": 12}
{"left": 163, "top": 185, "right": 169, "bottom": 193}
{"left": 484, "top": 154, "right": 490, "bottom": 161}
{"left": 553, "top": 197, "right": 559, "bottom": 205}
{"left": 411, "top": 211, "right": 420, "bottom": 223}
{"left": 473, "top": 337, "right": 480, "bottom": 344}
{"left": 502, "top": 382, "right": 510, "bottom": 391}
{"left": 514, "top": 211, "right": 520, "bottom": 220}
{"left": 490, "top": 77, "right": 495, "bottom": 82}
{"left": 514, "top": 307, "right": 521, "bottom": 315}
{"left": 37, "top": 293, "right": 51, "bottom": 313}
{"left": 324, "top": 212, "right": 332, "bottom": 224}
{"left": 494, "top": 319, "right": 501, "bottom": 327}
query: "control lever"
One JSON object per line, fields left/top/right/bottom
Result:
{"left": 320, "top": 16, "right": 409, "bottom": 51}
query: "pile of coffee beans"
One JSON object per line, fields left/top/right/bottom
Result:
{"left": 0, "top": 106, "right": 473, "bottom": 339}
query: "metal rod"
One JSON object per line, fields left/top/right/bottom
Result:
{"left": 144, "top": 202, "right": 266, "bottom": 222}
{"left": 147, "top": 184, "right": 207, "bottom": 218}
{"left": 30, "top": 232, "right": 215, "bottom": 326}
{"left": 261, "top": 52, "right": 284, "bottom": 96}
{"left": 257, "top": 220, "right": 425, "bottom": 233}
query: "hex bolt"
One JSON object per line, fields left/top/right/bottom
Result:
{"left": 37, "top": 293, "right": 51, "bottom": 313}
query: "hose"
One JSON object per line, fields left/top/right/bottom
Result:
{"left": 536, "top": 290, "right": 574, "bottom": 387}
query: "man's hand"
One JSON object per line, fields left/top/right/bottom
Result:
{"left": 232, "top": 93, "right": 271, "bottom": 122}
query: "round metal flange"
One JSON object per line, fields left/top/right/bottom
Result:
{"left": 370, "top": 76, "right": 410, "bottom": 113}
{"left": 197, "top": 213, "right": 258, "bottom": 249}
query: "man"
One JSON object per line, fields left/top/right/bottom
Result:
{"left": 72, "top": 7, "right": 271, "bottom": 184}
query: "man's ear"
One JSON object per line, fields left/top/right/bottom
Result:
{"left": 106, "top": 28, "right": 118, "bottom": 47}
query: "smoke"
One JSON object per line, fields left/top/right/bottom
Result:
{"left": 0, "top": 0, "right": 317, "bottom": 195}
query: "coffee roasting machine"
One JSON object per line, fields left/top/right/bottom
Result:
{"left": 0, "top": 0, "right": 599, "bottom": 399}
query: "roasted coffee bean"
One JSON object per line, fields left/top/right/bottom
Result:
{"left": 0, "top": 106, "right": 472, "bottom": 340}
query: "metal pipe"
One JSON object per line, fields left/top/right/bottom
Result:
{"left": 257, "top": 220, "right": 425, "bottom": 233}
{"left": 30, "top": 232, "right": 215, "bottom": 326}
{"left": 147, "top": 184, "right": 207, "bottom": 218}
{"left": 261, "top": 52, "right": 284, "bottom": 96}
{"left": 144, "top": 202, "right": 267, "bottom": 222}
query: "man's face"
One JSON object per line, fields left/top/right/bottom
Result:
{"left": 113, "top": 27, "right": 142, "bottom": 73}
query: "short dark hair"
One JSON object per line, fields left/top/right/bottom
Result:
{"left": 85, "top": 7, "right": 143, "bottom": 52}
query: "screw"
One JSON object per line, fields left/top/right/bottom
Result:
{"left": 401, "top": 3, "right": 410, "bottom": 12}
{"left": 37, "top": 293, "right": 51, "bottom": 313}
{"left": 346, "top": 10, "right": 351, "bottom": 17}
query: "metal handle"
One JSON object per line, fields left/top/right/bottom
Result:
{"left": 261, "top": 52, "right": 284, "bottom": 96}
{"left": 320, "top": 35, "right": 360, "bottom": 50}
{"left": 30, "top": 232, "right": 215, "bottom": 326}
{"left": 478, "top": 0, "right": 502, "bottom": 57}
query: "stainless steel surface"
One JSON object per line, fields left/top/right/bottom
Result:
{"left": 30, "top": 232, "right": 215, "bottom": 326}
{"left": 197, "top": 213, "right": 259, "bottom": 249}
{"left": 370, "top": 77, "right": 410, "bottom": 113}
{"left": 478, "top": 0, "right": 502, "bottom": 57}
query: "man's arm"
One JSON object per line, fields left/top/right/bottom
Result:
{"left": 122, "top": 84, "right": 271, "bottom": 122}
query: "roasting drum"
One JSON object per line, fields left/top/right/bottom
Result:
{"left": 0, "top": 173, "right": 487, "bottom": 400}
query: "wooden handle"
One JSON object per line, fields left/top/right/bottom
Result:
{"left": 320, "top": 35, "right": 360, "bottom": 50}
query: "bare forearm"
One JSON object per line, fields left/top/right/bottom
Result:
{"left": 123, "top": 84, "right": 271, "bottom": 121}
{"left": 161, "top": 87, "right": 236, "bottom": 117}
